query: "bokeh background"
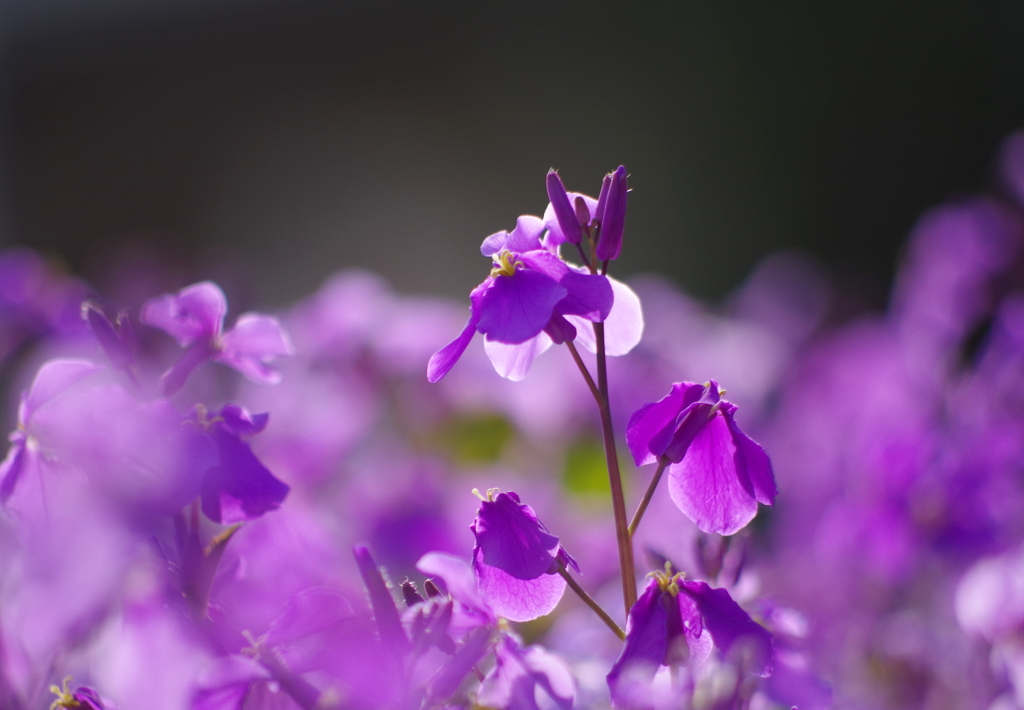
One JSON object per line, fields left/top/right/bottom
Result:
{"left": 1, "top": 0, "right": 1023, "bottom": 311}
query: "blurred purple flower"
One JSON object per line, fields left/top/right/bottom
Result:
{"left": 627, "top": 381, "right": 776, "bottom": 535}
{"left": 471, "top": 490, "right": 577, "bottom": 622}
{"left": 477, "top": 634, "right": 575, "bottom": 710}
{"left": 193, "top": 404, "right": 290, "bottom": 524}
{"left": 141, "top": 281, "right": 292, "bottom": 395}
{"left": 50, "top": 677, "right": 115, "bottom": 710}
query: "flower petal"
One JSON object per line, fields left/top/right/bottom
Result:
{"left": 472, "top": 491, "right": 560, "bottom": 580}
{"left": 724, "top": 405, "right": 777, "bottom": 506}
{"left": 141, "top": 281, "right": 227, "bottom": 346}
{"left": 217, "top": 313, "right": 293, "bottom": 384}
{"left": 567, "top": 276, "right": 643, "bottom": 355}
{"left": 476, "top": 270, "right": 566, "bottom": 344}
{"left": 607, "top": 579, "right": 667, "bottom": 702}
{"left": 473, "top": 548, "right": 565, "bottom": 622}
{"left": 680, "top": 581, "right": 774, "bottom": 677}
{"left": 483, "top": 333, "right": 554, "bottom": 381}
{"left": 626, "top": 383, "right": 705, "bottom": 467}
{"left": 666, "top": 413, "right": 758, "bottom": 535}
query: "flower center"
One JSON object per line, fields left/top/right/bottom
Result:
{"left": 49, "top": 677, "right": 80, "bottom": 710}
{"left": 648, "top": 562, "right": 684, "bottom": 597}
{"left": 490, "top": 250, "right": 523, "bottom": 278}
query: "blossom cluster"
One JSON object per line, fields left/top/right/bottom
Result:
{"left": 0, "top": 133, "right": 1022, "bottom": 710}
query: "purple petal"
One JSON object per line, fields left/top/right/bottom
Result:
{"left": 567, "top": 276, "right": 644, "bottom": 356}
{"left": 141, "top": 281, "right": 227, "bottom": 346}
{"left": 20, "top": 358, "right": 100, "bottom": 425}
{"left": 546, "top": 170, "right": 584, "bottom": 246}
{"left": 596, "top": 165, "right": 627, "bottom": 261}
{"left": 483, "top": 333, "right": 553, "bottom": 381}
{"left": 479, "top": 635, "right": 575, "bottom": 710}
{"left": 427, "top": 626, "right": 493, "bottom": 701}
{"left": 472, "top": 492, "right": 560, "bottom": 580}
{"left": 607, "top": 580, "right": 667, "bottom": 699}
{"left": 654, "top": 384, "right": 722, "bottom": 463}
{"left": 200, "top": 428, "right": 290, "bottom": 523}
{"left": 266, "top": 588, "right": 354, "bottom": 646}
{"left": 554, "top": 271, "right": 613, "bottom": 322}
{"left": 474, "top": 548, "right": 565, "bottom": 622}
{"left": 680, "top": 581, "right": 774, "bottom": 677}
{"left": 723, "top": 406, "right": 777, "bottom": 506}
{"left": 0, "top": 435, "right": 29, "bottom": 503}
{"left": 416, "top": 552, "right": 495, "bottom": 623}
{"left": 523, "top": 644, "right": 575, "bottom": 710}
{"left": 543, "top": 312, "right": 577, "bottom": 345}
{"left": 428, "top": 315, "right": 479, "bottom": 383}
{"left": 506, "top": 215, "right": 546, "bottom": 253}
{"left": 481, "top": 230, "right": 511, "bottom": 257}
{"left": 626, "top": 383, "right": 705, "bottom": 467}
{"left": 666, "top": 413, "right": 758, "bottom": 535}
{"left": 476, "top": 270, "right": 566, "bottom": 344}
{"left": 213, "top": 403, "right": 269, "bottom": 437}
{"left": 217, "top": 314, "right": 292, "bottom": 384}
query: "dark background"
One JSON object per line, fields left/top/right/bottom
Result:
{"left": 1, "top": 0, "right": 1022, "bottom": 311}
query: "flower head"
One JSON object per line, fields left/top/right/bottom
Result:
{"left": 608, "top": 565, "right": 773, "bottom": 706}
{"left": 142, "top": 281, "right": 293, "bottom": 395}
{"left": 470, "top": 490, "right": 577, "bottom": 622}
{"left": 626, "top": 381, "right": 776, "bottom": 535}
{"left": 428, "top": 218, "right": 612, "bottom": 383}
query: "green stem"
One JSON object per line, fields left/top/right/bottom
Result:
{"left": 628, "top": 457, "right": 669, "bottom": 536}
{"left": 557, "top": 563, "right": 625, "bottom": 641}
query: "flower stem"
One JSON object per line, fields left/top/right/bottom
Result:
{"left": 628, "top": 457, "right": 669, "bottom": 536}
{"left": 594, "top": 321, "right": 638, "bottom": 616}
{"left": 564, "top": 340, "right": 601, "bottom": 405}
{"left": 557, "top": 563, "right": 625, "bottom": 641}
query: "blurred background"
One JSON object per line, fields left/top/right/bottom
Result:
{"left": 1, "top": 0, "right": 1022, "bottom": 312}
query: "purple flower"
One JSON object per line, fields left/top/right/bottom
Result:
{"left": 49, "top": 677, "right": 114, "bottom": 709}
{"left": 626, "top": 381, "right": 776, "bottom": 535}
{"left": 141, "top": 281, "right": 293, "bottom": 395}
{"left": 193, "top": 404, "right": 290, "bottom": 524}
{"left": 470, "top": 490, "right": 577, "bottom": 622}
{"left": 477, "top": 634, "right": 575, "bottom": 710}
{"left": 0, "top": 358, "right": 100, "bottom": 504}
{"left": 428, "top": 217, "right": 613, "bottom": 383}
{"left": 608, "top": 567, "right": 773, "bottom": 706}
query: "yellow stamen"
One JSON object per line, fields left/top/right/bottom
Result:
{"left": 646, "top": 561, "right": 685, "bottom": 597}
{"left": 490, "top": 250, "right": 523, "bottom": 278}
{"left": 49, "top": 676, "right": 79, "bottom": 710}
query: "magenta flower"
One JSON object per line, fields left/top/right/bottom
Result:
{"left": 49, "top": 677, "right": 113, "bottom": 710}
{"left": 626, "top": 381, "right": 776, "bottom": 535}
{"left": 471, "top": 490, "right": 577, "bottom": 622}
{"left": 141, "top": 281, "right": 293, "bottom": 395}
{"left": 193, "top": 403, "right": 290, "bottom": 524}
{"left": 477, "top": 634, "right": 575, "bottom": 710}
{"left": 608, "top": 567, "right": 773, "bottom": 706}
{"left": 428, "top": 216, "right": 613, "bottom": 383}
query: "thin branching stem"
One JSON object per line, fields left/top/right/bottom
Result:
{"left": 557, "top": 563, "right": 625, "bottom": 641}
{"left": 628, "top": 457, "right": 669, "bottom": 536}
{"left": 594, "top": 321, "right": 637, "bottom": 615}
{"left": 564, "top": 340, "right": 601, "bottom": 405}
